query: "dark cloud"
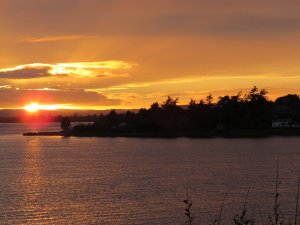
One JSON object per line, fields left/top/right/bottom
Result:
{"left": 207, "top": 15, "right": 300, "bottom": 35}
{"left": 0, "top": 88, "right": 120, "bottom": 108}
{"left": 0, "top": 67, "right": 51, "bottom": 79}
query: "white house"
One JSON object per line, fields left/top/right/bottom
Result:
{"left": 272, "top": 119, "right": 300, "bottom": 128}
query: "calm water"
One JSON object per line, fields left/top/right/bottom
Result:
{"left": 0, "top": 123, "right": 299, "bottom": 224}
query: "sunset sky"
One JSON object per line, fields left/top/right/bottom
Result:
{"left": 1, "top": 0, "right": 300, "bottom": 110}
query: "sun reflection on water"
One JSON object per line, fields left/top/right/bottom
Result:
{"left": 21, "top": 138, "right": 45, "bottom": 222}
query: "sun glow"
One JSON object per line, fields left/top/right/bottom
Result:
{"left": 24, "top": 103, "right": 71, "bottom": 112}
{"left": 24, "top": 103, "right": 40, "bottom": 112}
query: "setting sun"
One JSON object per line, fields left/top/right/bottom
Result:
{"left": 23, "top": 103, "right": 72, "bottom": 112}
{"left": 24, "top": 103, "right": 40, "bottom": 112}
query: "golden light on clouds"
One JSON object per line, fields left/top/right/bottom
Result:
{"left": 50, "top": 61, "right": 135, "bottom": 77}
{"left": 0, "top": 61, "right": 135, "bottom": 79}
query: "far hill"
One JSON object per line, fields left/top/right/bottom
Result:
{"left": 0, "top": 108, "right": 140, "bottom": 123}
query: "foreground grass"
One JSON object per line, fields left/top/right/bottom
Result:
{"left": 184, "top": 164, "right": 300, "bottom": 225}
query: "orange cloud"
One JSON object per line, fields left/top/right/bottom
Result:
{"left": 19, "top": 35, "right": 86, "bottom": 43}
{"left": 0, "top": 88, "right": 120, "bottom": 109}
{"left": 0, "top": 61, "right": 135, "bottom": 79}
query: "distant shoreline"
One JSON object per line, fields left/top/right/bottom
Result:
{"left": 23, "top": 129, "right": 300, "bottom": 138}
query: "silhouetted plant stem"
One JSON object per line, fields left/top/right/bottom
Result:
{"left": 244, "top": 188, "right": 250, "bottom": 213}
{"left": 259, "top": 208, "right": 265, "bottom": 225}
{"left": 268, "top": 162, "right": 284, "bottom": 225}
{"left": 233, "top": 188, "right": 253, "bottom": 225}
{"left": 184, "top": 187, "right": 194, "bottom": 225}
{"left": 252, "top": 207, "right": 255, "bottom": 225}
{"left": 217, "top": 195, "right": 227, "bottom": 225}
{"left": 295, "top": 176, "right": 300, "bottom": 225}
{"left": 274, "top": 162, "right": 280, "bottom": 225}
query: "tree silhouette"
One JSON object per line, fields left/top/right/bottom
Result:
{"left": 161, "top": 96, "right": 179, "bottom": 110}
{"left": 206, "top": 94, "right": 214, "bottom": 105}
{"left": 61, "top": 117, "right": 71, "bottom": 130}
{"left": 65, "top": 86, "right": 300, "bottom": 135}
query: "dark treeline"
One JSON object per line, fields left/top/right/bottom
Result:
{"left": 68, "top": 86, "right": 300, "bottom": 136}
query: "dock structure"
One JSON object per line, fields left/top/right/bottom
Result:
{"left": 23, "top": 132, "right": 63, "bottom": 136}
